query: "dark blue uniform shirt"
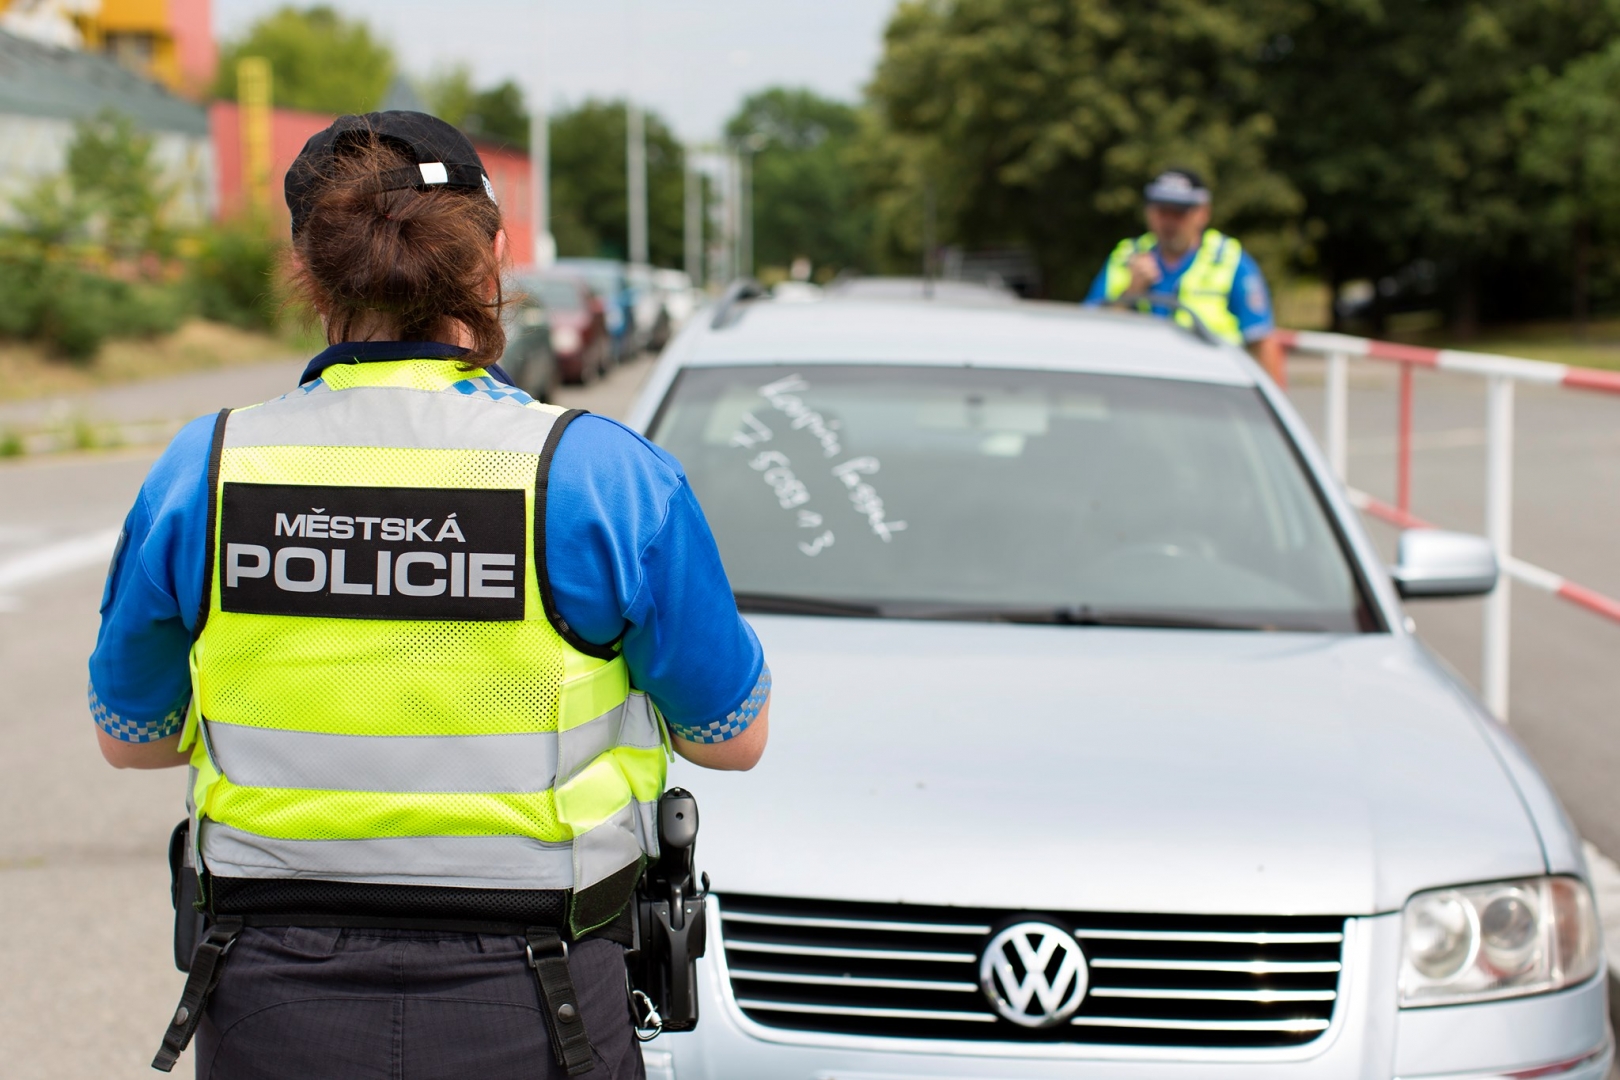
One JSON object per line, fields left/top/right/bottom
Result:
{"left": 88, "top": 342, "right": 767, "bottom": 746}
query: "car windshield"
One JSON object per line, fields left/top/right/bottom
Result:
{"left": 522, "top": 278, "right": 585, "bottom": 312}
{"left": 650, "top": 365, "right": 1376, "bottom": 632}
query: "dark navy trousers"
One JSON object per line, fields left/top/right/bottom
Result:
{"left": 194, "top": 928, "right": 646, "bottom": 1080}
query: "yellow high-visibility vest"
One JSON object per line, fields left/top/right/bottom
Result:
{"left": 1103, "top": 228, "right": 1245, "bottom": 345}
{"left": 183, "top": 358, "right": 666, "bottom": 936}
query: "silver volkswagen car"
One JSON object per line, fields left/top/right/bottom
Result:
{"left": 626, "top": 290, "right": 1612, "bottom": 1079}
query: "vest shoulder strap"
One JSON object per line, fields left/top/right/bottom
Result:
{"left": 193, "top": 408, "right": 231, "bottom": 641}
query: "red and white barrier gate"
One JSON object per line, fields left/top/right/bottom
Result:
{"left": 1276, "top": 330, "right": 1620, "bottom": 720}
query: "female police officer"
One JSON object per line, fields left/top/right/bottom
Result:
{"left": 87, "top": 112, "right": 769, "bottom": 1079}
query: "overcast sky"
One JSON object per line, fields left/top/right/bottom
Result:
{"left": 213, "top": 0, "right": 900, "bottom": 141}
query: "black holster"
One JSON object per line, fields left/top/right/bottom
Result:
{"left": 626, "top": 789, "right": 708, "bottom": 1034}
{"left": 168, "top": 819, "right": 208, "bottom": 972}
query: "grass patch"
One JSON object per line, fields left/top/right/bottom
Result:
{"left": 0, "top": 318, "right": 301, "bottom": 402}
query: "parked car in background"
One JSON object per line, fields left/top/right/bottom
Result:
{"left": 516, "top": 271, "right": 611, "bottom": 384}
{"left": 824, "top": 274, "right": 1019, "bottom": 305}
{"left": 628, "top": 263, "right": 672, "bottom": 353}
{"left": 626, "top": 293, "right": 1612, "bottom": 1080}
{"left": 771, "top": 280, "right": 823, "bottom": 304}
{"left": 499, "top": 279, "right": 557, "bottom": 400}
{"left": 556, "top": 257, "right": 635, "bottom": 364}
{"left": 655, "top": 268, "right": 700, "bottom": 330}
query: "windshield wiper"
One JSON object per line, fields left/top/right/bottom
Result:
{"left": 896, "top": 604, "right": 1276, "bottom": 631}
{"left": 732, "top": 592, "right": 884, "bottom": 618}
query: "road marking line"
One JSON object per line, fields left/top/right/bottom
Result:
{"left": 0, "top": 527, "right": 122, "bottom": 595}
{"left": 1582, "top": 842, "right": 1620, "bottom": 982}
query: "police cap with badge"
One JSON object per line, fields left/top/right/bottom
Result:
{"left": 1143, "top": 168, "right": 1211, "bottom": 208}
{"left": 284, "top": 110, "right": 498, "bottom": 236}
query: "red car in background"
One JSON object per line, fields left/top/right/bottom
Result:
{"left": 517, "top": 271, "right": 613, "bottom": 384}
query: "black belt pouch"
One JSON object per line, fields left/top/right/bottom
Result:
{"left": 169, "top": 819, "right": 208, "bottom": 972}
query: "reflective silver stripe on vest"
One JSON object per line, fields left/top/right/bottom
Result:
{"left": 574, "top": 802, "right": 647, "bottom": 892}
{"left": 224, "top": 386, "right": 561, "bottom": 453}
{"left": 200, "top": 822, "right": 576, "bottom": 890}
{"left": 556, "top": 693, "right": 663, "bottom": 784}
{"left": 205, "top": 721, "right": 560, "bottom": 794}
{"left": 633, "top": 797, "right": 659, "bottom": 862}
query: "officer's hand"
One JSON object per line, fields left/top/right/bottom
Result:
{"left": 1127, "top": 253, "right": 1161, "bottom": 296}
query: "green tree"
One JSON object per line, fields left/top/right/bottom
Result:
{"left": 861, "top": 0, "right": 1304, "bottom": 298}
{"left": 549, "top": 100, "right": 685, "bottom": 266}
{"left": 422, "top": 65, "right": 531, "bottom": 148}
{"left": 9, "top": 110, "right": 174, "bottom": 257}
{"left": 1513, "top": 40, "right": 1620, "bottom": 332}
{"left": 67, "top": 111, "right": 177, "bottom": 256}
{"left": 1, "top": 113, "right": 190, "bottom": 357}
{"left": 1265, "top": 0, "right": 1620, "bottom": 332}
{"left": 725, "top": 88, "right": 871, "bottom": 277}
{"left": 213, "top": 5, "right": 394, "bottom": 115}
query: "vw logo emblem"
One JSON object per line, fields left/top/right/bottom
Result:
{"left": 978, "top": 921, "right": 1089, "bottom": 1028}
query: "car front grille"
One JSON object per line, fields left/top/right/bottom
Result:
{"left": 717, "top": 893, "right": 1345, "bottom": 1049}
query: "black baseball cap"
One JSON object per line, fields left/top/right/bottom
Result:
{"left": 1143, "top": 169, "right": 1211, "bottom": 207}
{"left": 284, "top": 111, "right": 495, "bottom": 235}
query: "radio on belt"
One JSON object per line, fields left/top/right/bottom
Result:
{"left": 628, "top": 788, "right": 709, "bottom": 1038}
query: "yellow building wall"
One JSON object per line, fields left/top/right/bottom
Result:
{"left": 0, "top": 0, "right": 183, "bottom": 92}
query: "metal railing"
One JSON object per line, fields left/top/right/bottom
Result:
{"left": 1276, "top": 330, "right": 1620, "bottom": 719}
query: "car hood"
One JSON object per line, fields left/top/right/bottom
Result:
{"left": 671, "top": 616, "right": 1549, "bottom": 916}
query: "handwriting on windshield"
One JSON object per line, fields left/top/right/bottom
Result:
{"left": 798, "top": 530, "right": 834, "bottom": 556}
{"left": 749, "top": 451, "right": 811, "bottom": 509}
{"left": 831, "top": 457, "right": 907, "bottom": 542}
{"left": 758, "top": 375, "right": 844, "bottom": 459}
{"left": 730, "top": 374, "right": 909, "bottom": 555}
{"left": 730, "top": 410, "right": 773, "bottom": 449}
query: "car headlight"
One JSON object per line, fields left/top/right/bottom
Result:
{"left": 551, "top": 326, "right": 581, "bottom": 354}
{"left": 1399, "top": 876, "right": 1600, "bottom": 1006}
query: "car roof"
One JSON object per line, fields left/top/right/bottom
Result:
{"left": 673, "top": 296, "right": 1257, "bottom": 386}
{"left": 823, "top": 276, "right": 1018, "bottom": 305}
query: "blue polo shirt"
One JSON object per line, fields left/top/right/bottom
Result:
{"left": 1083, "top": 239, "right": 1275, "bottom": 344}
{"left": 88, "top": 342, "right": 767, "bottom": 746}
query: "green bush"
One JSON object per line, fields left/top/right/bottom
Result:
{"left": 0, "top": 242, "right": 45, "bottom": 338}
{"left": 0, "top": 251, "right": 190, "bottom": 361}
{"left": 187, "top": 217, "right": 283, "bottom": 330}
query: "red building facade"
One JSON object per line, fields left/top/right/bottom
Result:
{"left": 210, "top": 101, "right": 536, "bottom": 266}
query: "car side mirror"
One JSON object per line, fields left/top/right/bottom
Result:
{"left": 1390, "top": 529, "right": 1498, "bottom": 599}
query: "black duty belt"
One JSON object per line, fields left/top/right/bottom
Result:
{"left": 152, "top": 916, "right": 596, "bottom": 1076}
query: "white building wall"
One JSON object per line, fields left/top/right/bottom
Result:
{"left": 0, "top": 113, "right": 215, "bottom": 227}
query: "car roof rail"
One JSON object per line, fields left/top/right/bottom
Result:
{"left": 1130, "top": 291, "right": 1223, "bottom": 347}
{"left": 710, "top": 278, "right": 768, "bottom": 330}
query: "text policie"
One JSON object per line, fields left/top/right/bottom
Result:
{"left": 226, "top": 541, "right": 515, "bottom": 599}
{"left": 218, "top": 483, "right": 528, "bottom": 620}
{"left": 733, "top": 374, "right": 906, "bottom": 558}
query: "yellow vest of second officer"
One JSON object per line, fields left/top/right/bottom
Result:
{"left": 1103, "top": 228, "right": 1245, "bottom": 345}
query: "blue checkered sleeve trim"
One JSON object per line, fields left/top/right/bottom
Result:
{"left": 451, "top": 376, "right": 535, "bottom": 404}
{"left": 666, "top": 663, "right": 770, "bottom": 745}
{"left": 88, "top": 682, "right": 184, "bottom": 744}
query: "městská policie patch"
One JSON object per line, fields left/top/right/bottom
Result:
{"left": 218, "top": 483, "right": 526, "bottom": 620}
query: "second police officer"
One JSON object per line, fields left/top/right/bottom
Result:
{"left": 1086, "top": 168, "right": 1285, "bottom": 383}
{"left": 88, "top": 112, "right": 770, "bottom": 1079}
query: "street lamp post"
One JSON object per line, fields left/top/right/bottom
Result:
{"left": 530, "top": 98, "right": 553, "bottom": 268}
{"left": 528, "top": 4, "right": 554, "bottom": 268}
{"left": 627, "top": 100, "right": 648, "bottom": 266}
{"left": 684, "top": 147, "right": 702, "bottom": 288}
{"left": 730, "top": 132, "right": 767, "bottom": 280}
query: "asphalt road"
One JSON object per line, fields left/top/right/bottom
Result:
{"left": 0, "top": 351, "right": 1614, "bottom": 1076}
